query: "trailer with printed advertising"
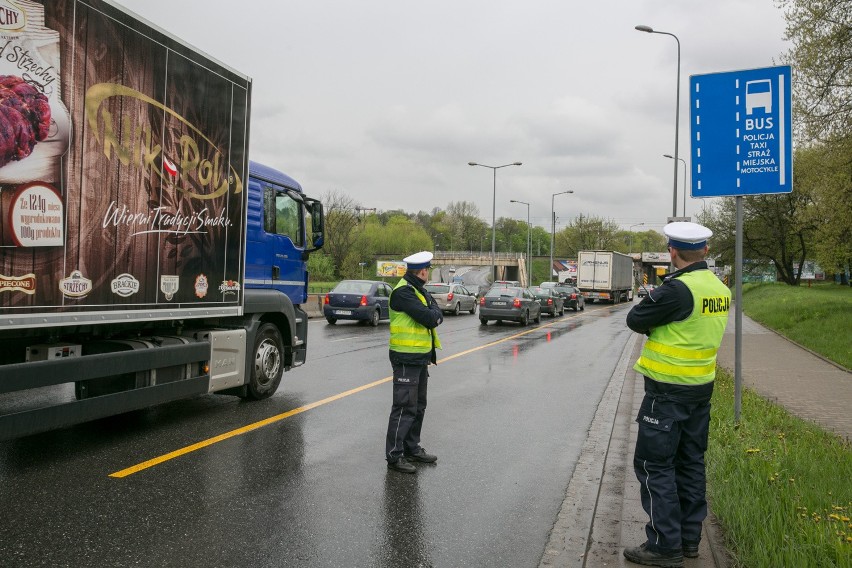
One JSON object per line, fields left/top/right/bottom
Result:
{"left": 577, "top": 250, "right": 634, "bottom": 304}
{"left": 0, "top": 0, "right": 324, "bottom": 440}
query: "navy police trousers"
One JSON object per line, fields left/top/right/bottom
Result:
{"left": 385, "top": 363, "right": 428, "bottom": 462}
{"left": 633, "top": 385, "right": 712, "bottom": 552}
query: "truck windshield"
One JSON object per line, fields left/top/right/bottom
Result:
{"left": 263, "top": 185, "right": 304, "bottom": 246}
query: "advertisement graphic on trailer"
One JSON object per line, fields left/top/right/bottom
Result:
{"left": 0, "top": 0, "right": 248, "bottom": 315}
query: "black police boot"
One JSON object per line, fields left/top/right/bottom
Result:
{"left": 682, "top": 541, "right": 699, "bottom": 558}
{"left": 623, "top": 543, "right": 683, "bottom": 567}
{"left": 387, "top": 457, "right": 416, "bottom": 474}
{"left": 405, "top": 448, "right": 437, "bottom": 463}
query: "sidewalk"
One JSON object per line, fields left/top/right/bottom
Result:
{"left": 541, "top": 312, "right": 850, "bottom": 568}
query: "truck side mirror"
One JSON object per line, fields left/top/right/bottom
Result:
{"left": 304, "top": 198, "right": 324, "bottom": 251}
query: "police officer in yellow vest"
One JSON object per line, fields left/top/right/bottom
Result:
{"left": 385, "top": 251, "right": 444, "bottom": 474}
{"left": 623, "top": 222, "right": 731, "bottom": 568}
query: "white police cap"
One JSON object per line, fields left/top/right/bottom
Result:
{"left": 403, "top": 251, "right": 433, "bottom": 270}
{"left": 664, "top": 222, "right": 712, "bottom": 250}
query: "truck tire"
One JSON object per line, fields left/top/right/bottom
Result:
{"left": 246, "top": 323, "right": 284, "bottom": 400}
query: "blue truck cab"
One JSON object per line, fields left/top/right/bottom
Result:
{"left": 243, "top": 162, "right": 324, "bottom": 372}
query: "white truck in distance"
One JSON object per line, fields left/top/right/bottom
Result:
{"left": 577, "top": 251, "right": 634, "bottom": 304}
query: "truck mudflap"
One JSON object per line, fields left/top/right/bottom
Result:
{"left": 0, "top": 342, "right": 211, "bottom": 441}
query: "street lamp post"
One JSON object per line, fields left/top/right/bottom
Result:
{"left": 550, "top": 190, "right": 574, "bottom": 282}
{"left": 510, "top": 199, "right": 531, "bottom": 285}
{"left": 663, "top": 154, "right": 688, "bottom": 217}
{"left": 636, "top": 25, "right": 681, "bottom": 218}
{"left": 468, "top": 161, "right": 522, "bottom": 283}
{"left": 629, "top": 223, "right": 645, "bottom": 254}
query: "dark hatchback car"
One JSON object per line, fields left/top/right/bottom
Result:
{"left": 323, "top": 280, "right": 393, "bottom": 326}
{"left": 529, "top": 286, "right": 565, "bottom": 317}
{"left": 555, "top": 285, "right": 585, "bottom": 311}
{"left": 479, "top": 286, "right": 541, "bottom": 326}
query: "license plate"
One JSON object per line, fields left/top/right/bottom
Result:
{"left": 334, "top": 310, "right": 352, "bottom": 315}
{"left": 492, "top": 301, "right": 506, "bottom": 306}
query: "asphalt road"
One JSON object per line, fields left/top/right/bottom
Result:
{"left": 0, "top": 301, "right": 635, "bottom": 568}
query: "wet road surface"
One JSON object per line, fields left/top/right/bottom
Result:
{"left": 0, "top": 301, "right": 635, "bottom": 567}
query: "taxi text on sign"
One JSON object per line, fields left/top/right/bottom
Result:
{"left": 690, "top": 66, "right": 792, "bottom": 197}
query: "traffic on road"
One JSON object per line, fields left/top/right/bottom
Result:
{"left": 0, "top": 300, "right": 636, "bottom": 567}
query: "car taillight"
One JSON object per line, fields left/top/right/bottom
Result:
{"left": 324, "top": 294, "right": 330, "bottom": 305}
{"left": 547, "top": 298, "right": 553, "bottom": 305}
{"left": 360, "top": 295, "right": 368, "bottom": 306}
{"left": 513, "top": 298, "right": 521, "bottom": 308}
{"left": 447, "top": 292, "right": 454, "bottom": 301}
{"left": 571, "top": 293, "right": 577, "bottom": 299}
{"left": 479, "top": 297, "right": 485, "bottom": 306}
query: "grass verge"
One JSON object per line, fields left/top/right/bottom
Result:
{"left": 707, "top": 369, "right": 852, "bottom": 567}
{"left": 741, "top": 282, "right": 852, "bottom": 369}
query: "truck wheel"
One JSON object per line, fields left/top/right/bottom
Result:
{"left": 369, "top": 308, "right": 380, "bottom": 327}
{"left": 326, "top": 317, "right": 337, "bottom": 325}
{"left": 247, "top": 323, "right": 283, "bottom": 400}
{"left": 453, "top": 303, "right": 461, "bottom": 316}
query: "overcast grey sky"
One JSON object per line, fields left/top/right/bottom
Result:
{"left": 115, "top": 0, "right": 789, "bottom": 234}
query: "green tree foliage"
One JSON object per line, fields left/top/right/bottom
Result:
{"left": 321, "top": 189, "right": 361, "bottom": 278}
{"left": 340, "top": 214, "right": 431, "bottom": 278}
{"left": 555, "top": 214, "right": 621, "bottom": 257}
{"left": 777, "top": 0, "right": 852, "bottom": 281}
{"left": 779, "top": 0, "right": 851, "bottom": 143}
{"left": 307, "top": 251, "right": 336, "bottom": 281}
{"left": 704, "top": 192, "right": 816, "bottom": 285}
{"left": 794, "top": 139, "right": 852, "bottom": 273}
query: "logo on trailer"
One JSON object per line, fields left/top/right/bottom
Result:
{"left": 60, "top": 270, "right": 92, "bottom": 298}
{"left": 111, "top": 273, "right": 140, "bottom": 297}
{"left": 194, "top": 274, "right": 208, "bottom": 298}
{"left": 0, "top": 1, "right": 27, "bottom": 32}
{"left": 0, "top": 273, "right": 35, "bottom": 294}
{"left": 219, "top": 279, "right": 240, "bottom": 296}
{"left": 160, "top": 275, "right": 179, "bottom": 301}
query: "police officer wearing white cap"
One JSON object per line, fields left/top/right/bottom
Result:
{"left": 623, "top": 222, "right": 731, "bottom": 567}
{"left": 385, "top": 251, "right": 444, "bottom": 473}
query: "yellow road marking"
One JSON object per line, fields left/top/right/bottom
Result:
{"left": 109, "top": 316, "right": 569, "bottom": 478}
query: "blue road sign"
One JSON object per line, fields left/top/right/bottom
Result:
{"left": 690, "top": 66, "right": 792, "bottom": 197}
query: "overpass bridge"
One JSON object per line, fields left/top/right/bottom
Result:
{"left": 431, "top": 251, "right": 527, "bottom": 285}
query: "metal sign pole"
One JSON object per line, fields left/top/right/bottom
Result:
{"left": 734, "top": 196, "right": 743, "bottom": 422}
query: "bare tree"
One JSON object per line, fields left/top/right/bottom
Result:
{"left": 321, "top": 189, "right": 361, "bottom": 277}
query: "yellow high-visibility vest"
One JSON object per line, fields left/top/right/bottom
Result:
{"left": 389, "top": 279, "right": 442, "bottom": 353}
{"left": 634, "top": 270, "right": 730, "bottom": 385}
